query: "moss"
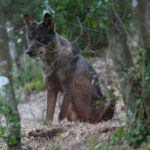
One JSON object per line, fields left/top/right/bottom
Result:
{"left": 24, "top": 78, "right": 45, "bottom": 94}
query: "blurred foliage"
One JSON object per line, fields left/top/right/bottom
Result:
{"left": 12, "top": 54, "right": 46, "bottom": 94}
{"left": 13, "top": 54, "right": 43, "bottom": 88}
{"left": 0, "top": 95, "right": 20, "bottom": 146}
{"left": 50, "top": 0, "right": 108, "bottom": 56}
{"left": 23, "top": 78, "right": 45, "bottom": 94}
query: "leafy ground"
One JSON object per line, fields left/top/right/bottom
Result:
{"left": 0, "top": 57, "right": 126, "bottom": 150}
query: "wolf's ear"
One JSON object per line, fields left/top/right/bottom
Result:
{"left": 42, "top": 13, "right": 56, "bottom": 32}
{"left": 24, "top": 15, "right": 36, "bottom": 29}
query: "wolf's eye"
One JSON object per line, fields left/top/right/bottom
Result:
{"left": 37, "top": 36, "right": 45, "bottom": 42}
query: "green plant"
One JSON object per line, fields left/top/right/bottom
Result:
{"left": 24, "top": 78, "right": 45, "bottom": 95}
{"left": 13, "top": 54, "right": 43, "bottom": 89}
{"left": 0, "top": 95, "right": 20, "bottom": 146}
{"left": 111, "top": 127, "right": 125, "bottom": 145}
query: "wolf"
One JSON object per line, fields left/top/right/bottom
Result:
{"left": 24, "top": 13, "right": 115, "bottom": 123}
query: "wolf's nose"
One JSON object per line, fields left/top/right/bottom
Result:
{"left": 25, "top": 49, "right": 33, "bottom": 55}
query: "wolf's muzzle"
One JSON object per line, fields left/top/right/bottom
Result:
{"left": 25, "top": 49, "right": 35, "bottom": 57}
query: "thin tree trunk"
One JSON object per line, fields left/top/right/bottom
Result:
{"left": 107, "top": 1, "right": 136, "bottom": 119}
{"left": 9, "top": 40, "right": 22, "bottom": 75}
{"left": 0, "top": 15, "right": 21, "bottom": 150}
{"left": 107, "top": 0, "right": 150, "bottom": 127}
{"left": 136, "top": 0, "right": 150, "bottom": 123}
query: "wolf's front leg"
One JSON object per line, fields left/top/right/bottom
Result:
{"left": 46, "top": 77, "right": 60, "bottom": 121}
{"left": 46, "top": 89, "right": 58, "bottom": 121}
{"left": 59, "top": 90, "right": 72, "bottom": 121}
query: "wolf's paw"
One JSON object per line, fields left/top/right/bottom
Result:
{"left": 57, "top": 118, "right": 68, "bottom": 124}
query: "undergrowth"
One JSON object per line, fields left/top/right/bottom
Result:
{"left": 12, "top": 54, "right": 45, "bottom": 94}
{"left": 23, "top": 78, "right": 45, "bottom": 94}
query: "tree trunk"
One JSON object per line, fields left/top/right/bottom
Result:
{"left": 107, "top": 1, "right": 136, "bottom": 119}
{"left": 0, "top": 15, "right": 21, "bottom": 150}
{"left": 136, "top": 0, "right": 150, "bottom": 124}
{"left": 9, "top": 40, "right": 22, "bottom": 75}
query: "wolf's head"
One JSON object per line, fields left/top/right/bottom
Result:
{"left": 24, "top": 13, "right": 57, "bottom": 59}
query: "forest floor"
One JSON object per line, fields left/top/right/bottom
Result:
{"left": 1, "top": 57, "right": 126, "bottom": 150}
